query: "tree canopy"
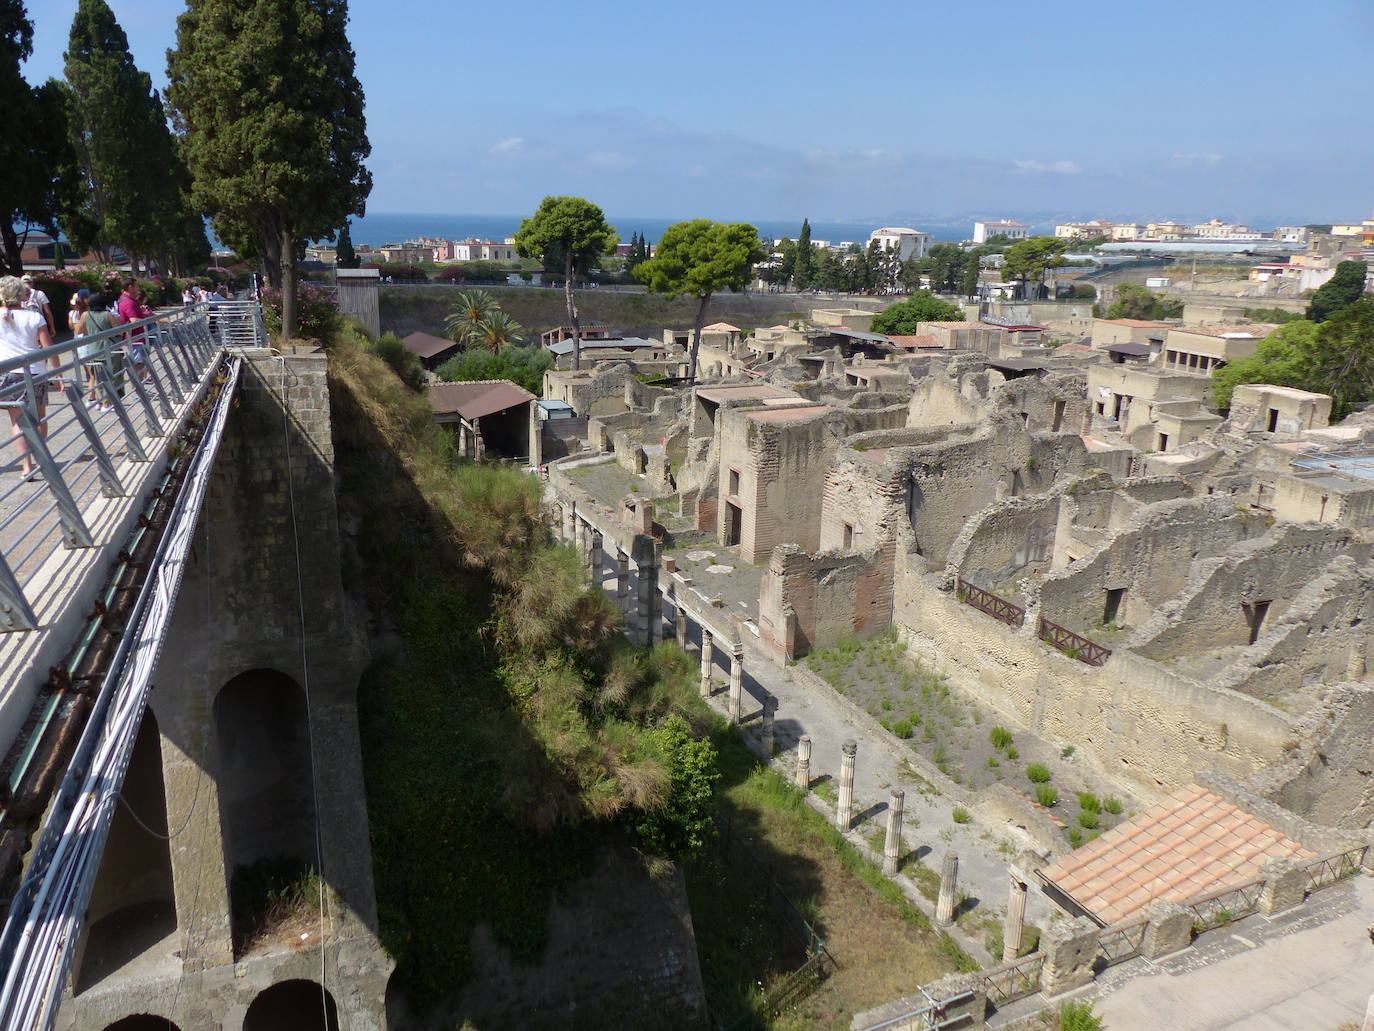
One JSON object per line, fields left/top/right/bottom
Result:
{"left": 167, "top": 0, "right": 372, "bottom": 340}
{"left": 633, "top": 219, "right": 764, "bottom": 380}
{"left": 1001, "top": 236, "right": 1067, "bottom": 292}
{"left": 437, "top": 343, "right": 553, "bottom": 396}
{"left": 1106, "top": 283, "right": 1184, "bottom": 321}
{"left": 336, "top": 220, "right": 358, "bottom": 268}
{"left": 870, "top": 291, "right": 964, "bottom": 334}
{"left": 793, "top": 218, "right": 815, "bottom": 290}
{"left": 1212, "top": 300, "right": 1374, "bottom": 416}
{"left": 1306, "top": 260, "right": 1368, "bottom": 322}
{"left": 0, "top": 1, "right": 87, "bottom": 274}
{"left": 513, "top": 195, "right": 616, "bottom": 370}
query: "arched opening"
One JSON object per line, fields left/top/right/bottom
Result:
{"left": 214, "top": 669, "right": 318, "bottom": 955}
{"left": 75, "top": 709, "right": 176, "bottom": 993}
{"left": 243, "top": 979, "right": 339, "bottom": 1031}
{"left": 104, "top": 1015, "right": 184, "bottom": 1031}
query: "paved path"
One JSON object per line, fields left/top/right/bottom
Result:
{"left": 1090, "top": 876, "right": 1374, "bottom": 1030}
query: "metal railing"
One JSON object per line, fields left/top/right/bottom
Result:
{"left": 1095, "top": 917, "right": 1147, "bottom": 968}
{"left": 978, "top": 951, "right": 1045, "bottom": 1006}
{"left": 1183, "top": 878, "right": 1264, "bottom": 932}
{"left": 0, "top": 300, "right": 263, "bottom": 630}
{"left": 1302, "top": 844, "right": 1370, "bottom": 893}
{"left": 1037, "top": 617, "right": 1112, "bottom": 667}
{"left": 955, "top": 578, "right": 1025, "bottom": 628}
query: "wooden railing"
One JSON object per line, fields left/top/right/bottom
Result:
{"left": 1037, "top": 618, "right": 1112, "bottom": 667}
{"left": 956, "top": 578, "right": 1025, "bottom": 628}
{"left": 978, "top": 951, "right": 1045, "bottom": 1006}
{"left": 1302, "top": 844, "right": 1369, "bottom": 893}
{"left": 1095, "top": 917, "right": 1147, "bottom": 968}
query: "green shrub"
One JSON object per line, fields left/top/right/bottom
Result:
{"left": 372, "top": 333, "right": 428, "bottom": 391}
{"left": 1077, "top": 810, "right": 1099, "bottom": 829}
{"left": 893, "top": 719, "right": 914, "bottom": 740}
{"left": 1034, "top": 784, "right": 1058, "bottom": 807}
{"left": 1060, "top": 744, "right": 1075, "bottom": 759}
{"left": 1077, "top": 792, "right": 1100, "bottom": 814}
{"left": 951, "top": 806, "right": 971, "bottom": 824}
{"left": 989, "top": 726, "right": 1013, "bottom": 750}
{"left": 985, "top": 756, "right": 1000, "bottom": 769}
{"left": 1005, "top": 746, "right": 1019, "bottom": 760}
{"left": 437, "top": 343, "right": 554, "bottom": 397}
{"left": 262, "top": 280, "right": 340, "bottom": 340}
{"left": 1026, "top": 763, "right": 1052, "bottom": 783}
{"left": 1059, "top": 999, "right": 1105, "bottom": 1031}
{"left": 1067, "top": 826, "right": 1084, "bottom": 849}
{"left": 1104, "top": 796, "right": 1123, "bottom": 815}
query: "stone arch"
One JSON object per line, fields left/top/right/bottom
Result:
{"left": 103, "top": 1016, "right": 184, "bottom": 1031}
{"left": 243, "top": 979, "right": 339, "bottom": 1031}
{"left": 213, "top": 668, "right": 319, "bottom": 952}
{"left": 74, "top": 708, "right": 176, "bottom": 993}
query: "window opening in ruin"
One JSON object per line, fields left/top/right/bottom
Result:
{"left": 1243, "top": 600, "right": 1273, "bottom": 645}
{"left": 1019, "top": 411, "right": 1029, "bottom": 426}
{"left": 1266, "top": 408, "right": 1279, "bottom": 432}
{"left": 1112, "top": 394, "right": 1123, "bottom": 420}
{"left": 1103, "top": 588, "right": 1126, "bottom": 626}
{"left": 843, "top": 522, "right": 854, "bottom": 549}
{"left": 1011, "top": 469, "right": 1024, "bottom": 496}
{"left": 724, "top": 502, "right": 742, "bottom": 546}
{"left": 244, "top": 980, "right": 340, "bottom": 1031}
{"left": 1052, "top": 400, "right": 1065, "bottom": 432}
{"left": 1319, "top": 495, "right": 1329, "bottom": 521}
{"left": 104, "top": 1017, "right": 187, "bottom": 1031}
{"left": 728, "top": 468, "right": 740, "bottom": 496}
{"left": 1096, "top": 401, "right": 1105, "bottom": 416}
{"left": 1157, "top": 432, "right": 1169, "bottom": 452}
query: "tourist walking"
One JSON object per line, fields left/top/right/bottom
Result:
{"left": 0, "top": 276, "right": 55, "bottom": 479}
{"left": 19, "top": 274, "right": 55, "bottom": 337}
{"left": 79, "top": 291, "right": 120, "bottom": 409}
{"left": 116, "top": 279, "right": 153, "bottom": 384}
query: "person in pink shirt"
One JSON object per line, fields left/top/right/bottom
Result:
{"left": 116, "top": 278, "right": 153, "bottom": 383}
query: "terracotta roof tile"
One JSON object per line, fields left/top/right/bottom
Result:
{"left": 1040, "top": 784, "right": 1315, "bottom": 925}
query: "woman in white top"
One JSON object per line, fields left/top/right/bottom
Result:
{"left": 0, "top": 276, "right": 54, "bottom": 479}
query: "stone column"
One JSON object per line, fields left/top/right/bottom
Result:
{"left": 562, "top": 502, "right": 576, "bottom": 542}
{"left": 631, "top": 535, "right": 659, "bottom": 646}
{"left": 1040, "top": 917, "right": 1101, "bottom": 997}
{"left": 795, "top": 735, "right": 811, "bottom": 790}
{"left": 728, "top": 640, "right": 744, "bottom": 725}
{"left": 1141, "top": 899, "right": 1193, "bottom": 960}
{"left": 616, "top": 548, "right": 630, "bottom": 616}
{"left": 674, "top": 589, "right": 689, "bottom": 649}
{"left": 836, "top": 739, "right": 857, "bottom": 832}
{"left": 528, "top": 400, "right": 542, "bottom": 468}
{"left": 883, "top": 789, "right": 905, "bottom": 876}
{"left": 589, "top": 529, "right": 603, "bottom": 586}
{"left": 1003, "top": 873, "right": 1028, "bottom": 962}
{"left": 699, "top": 629, "right": 714, "bottom": 697}
{"left": 1259, "top": 856, "right": 1307, "bottom": 915}
{"left": 936, "top": 851, "right": 960, "bottom": 925}
{"left": 761, "top": 694, "right": 777, "bottom": 756}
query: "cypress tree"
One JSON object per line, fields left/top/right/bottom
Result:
{"left": 337, "top": 219, "right": 358, "bottom": 268}
{"left": 1307, "top": 260, "right": 1369, "bottom": 322}
{"left": 793, "top": 217, "right": 814, "bottom": 290}
{"left": 168, "top": 0, "right": 372, "bottom": 340}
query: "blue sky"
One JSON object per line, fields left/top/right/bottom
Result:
{"left": 23, "top": 0, "right": 1374, "bottom": 226}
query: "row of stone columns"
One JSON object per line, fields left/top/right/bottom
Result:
{"left": 556, "top": 499, "right": 660, "bottom": 647}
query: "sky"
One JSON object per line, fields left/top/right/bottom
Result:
{"left": 22, "top": 0, "right": 1374, "bottom": 227}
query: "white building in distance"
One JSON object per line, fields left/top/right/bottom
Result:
{"left": 868, "top": 226, "right": 932, "bottom": 261}
{"left": 973, "top": 220, "right": 1030, "bottom": 244}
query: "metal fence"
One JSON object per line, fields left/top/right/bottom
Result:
{"left": 1095, "top": 917, "right": 1147, "bottom": 968}
{"left": 1184, "top": 878, "right": 1264, "bottom": 932}
{"left": 955, "top": 578, "right": 1025, "bottom": 628}
{"left": 978, "top": 951, "right": 1045, "bottom": 1006}
{"left": 1302, "top": 844, "right": 1370, "bottom": 893}
{"left": 0, "top": 300, "right": 262, "bottom": 630}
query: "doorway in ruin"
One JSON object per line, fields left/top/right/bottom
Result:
{"left": 1243, "top": 600, "right": 1273, "bottom": 645}
{"left": 724, "top": 502, "right": 742, "bottom": 547}
{"left": 1103, "top": 588, "right": 1126, "bottom": 627}
{"left": 104, "top": 1016, "right": 185, "bottom": 1031}
{"left": 214, "top": 669, "right": 319, "bottom": 954}
{"left": 74, "top": 709, "right": 176, "bottom": 993}
{"left": 243, "top": 980, "right": 340, "bottom": 1031}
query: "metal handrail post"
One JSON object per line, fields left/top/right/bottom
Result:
{"left": 12, "top": 407, "right": 94, "bottom": 549}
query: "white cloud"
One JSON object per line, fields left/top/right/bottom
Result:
{"left": 1014, "top": 159, "right": 1082, "bottom": 175}
{"left": 489, "top": 136, "right": 524, "bottom": 153}
{"left": 1168, "top": 152, "right": 1223, "bottom": 168}
{"left": 583, "top": 150, "right": 636, "bottom": 170}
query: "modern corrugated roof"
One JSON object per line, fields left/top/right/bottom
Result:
{"left": 546, "top": 336, "right": 659, "bottom": 356}
{"left": 428, "top": 380, "right": 536, "bottom": 420}
{"left": 403, "top": 331, "right": 459, "bottom": 360}
{"left": 1039, "top": 784, "right": 1314, "bottom": 926}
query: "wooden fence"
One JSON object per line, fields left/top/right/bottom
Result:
{"left": 956, "top": 578, "right": 1025, "bottom": 628}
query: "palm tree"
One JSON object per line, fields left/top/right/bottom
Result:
{"left": 475, "top": 311, "right": 523, "bottom": 353}
{"left": 444, "top": 289, "right": 496, "bottom": 347}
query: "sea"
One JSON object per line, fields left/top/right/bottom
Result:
{"left": 341, "top": 212, "right": 966, "bottom": 248}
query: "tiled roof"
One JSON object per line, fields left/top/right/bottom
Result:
{"left": 403, "top": 331, "right": 458, "bottom": 359}
{"left": 428, "top": 380, "right": 536, "bottom": 420}
{"left": 702, "top": 321, "right": 741, "bottom": 332}
{"left": 1040, "top": 784, "right": 1314, "bottom": 925}
{"left": 888, "top": 334, "right": 941, "bottom": 348}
